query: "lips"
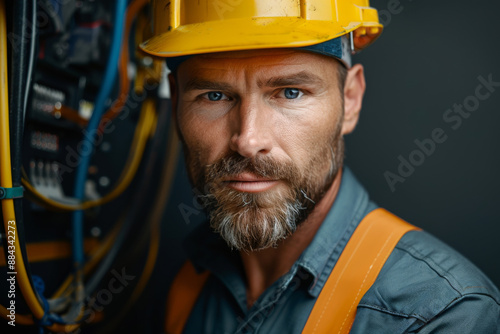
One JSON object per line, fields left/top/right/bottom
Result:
{"left": 222, "top": 172, "right": 279, "bottom": 193}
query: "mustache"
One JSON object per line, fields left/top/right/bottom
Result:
{"left": 204, "top": 153, "right": 300, "bottom": 185}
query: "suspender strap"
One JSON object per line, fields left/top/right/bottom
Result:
{"left": 164, "top": 208, "right": 419, "bottom": 334}
{"left": 164, "top": 261, "right": 210, "bottom": 334}
{"left": 302, "top": 208, "right": 420, "bottom": 334}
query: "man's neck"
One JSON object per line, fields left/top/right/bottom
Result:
{"left": 240, "top": 169, "right": 343, "bottom": 309}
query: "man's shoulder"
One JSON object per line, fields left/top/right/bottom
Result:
{"left": 358, "top": 228, "right": 500, "bottom": 331}
{"left": 392, "top": 230, "right": 500, "bottom": 300}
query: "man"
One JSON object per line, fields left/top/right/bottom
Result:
{"left": 141, "top": 0, "right": 500, "bottom": 333}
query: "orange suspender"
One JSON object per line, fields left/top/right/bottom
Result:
{"left": 165, "top": 261, "right": 210, "bottom": 334}
{"left": 164, "top": 208, "right": 420, "bottom": 334}
{"left": 301, "top": 208, "right": 419, "bottom": 334}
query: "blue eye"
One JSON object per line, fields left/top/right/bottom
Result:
{"left": 206, "top": 91, "right": 225, "bottom": 101}
{"left": 283, "top": 88, "right": 302, "bottom": 99}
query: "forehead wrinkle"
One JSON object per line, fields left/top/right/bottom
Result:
{"left": 180, "top": 60, "right": 246, "bottom": 93}
{"left": 183, "top": 77, "right": 233, "bottom": 92}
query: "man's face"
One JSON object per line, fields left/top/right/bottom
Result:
{"left": 173, "top": 49, "right": 346, "bottom": 251}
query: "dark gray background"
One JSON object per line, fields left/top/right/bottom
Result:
{"left": 161, "top": 0, "right": 500, "bottom": 293}
{"left": 347, "top": 0, "right": 500, "bottom": 286}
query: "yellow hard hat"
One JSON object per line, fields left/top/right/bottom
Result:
{"left": 140, "top": 0, "right": 383, "bottom": 58}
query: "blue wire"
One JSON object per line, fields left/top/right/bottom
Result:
{"left": 71, "top": 0, "right": 127, "bottom": 276}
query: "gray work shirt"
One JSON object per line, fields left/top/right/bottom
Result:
{"left": 182, "top": 167, "right": 500, "bottom": 333}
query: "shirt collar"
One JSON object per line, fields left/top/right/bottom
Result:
{"left": 183, "top": 166, "right": 377, "bottom": 298}
{"left": 296, "top": 166, "right": 377, "bottom": 296}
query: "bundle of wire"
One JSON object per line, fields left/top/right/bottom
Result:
{"left": 0, "top": 0, "right": 174, "bottom": 331}
{"left": 69, "top": 0, "right": 127, "bottom": 325}
{"left": 20, "top": 0, "right": 150, "bottom": 212}
{"left": 0, "top": 0, "right": 80, "bottom": 330}
{"left": 0, "top": 0, "right": 133, "bottom": 331}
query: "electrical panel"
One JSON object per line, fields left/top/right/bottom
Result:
{"left": 1, "top": 1, "right": 174, "bottom": 332}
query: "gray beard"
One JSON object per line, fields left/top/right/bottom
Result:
{"left": 199, "top": 191, "right": 308, "bottom": 251}
{"left": 190, "top": 123, "right": 345, "bottom": 253}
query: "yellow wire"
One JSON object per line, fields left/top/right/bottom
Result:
{"left": 21, "top": 97, "right": 156, "bottom": 211}
{"left": 0, "top": 0, "right": 43, "bottom": 320}
{"left": 0, "top": 305, "right": 33, "bottom": 324}
{"left": 99, "top": 106, "right": 180, "bottom": 332}
{"left": 0, "top": 1, "right": 79, "bottom": 331}
{"left": 121, "top": 108, "right": 179, "bottom": 307}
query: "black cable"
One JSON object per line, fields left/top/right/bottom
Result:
{"left": 84, "top": 92, "right": 163, "bottom": 296}
{"left": 4, "top": 0, "right": 37, "bottom": 304}
{"left": 9, "top": 0, "right": 35, "bottom": 186}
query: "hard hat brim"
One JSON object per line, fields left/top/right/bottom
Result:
{"left": 140, "top": 17, "right": 381, "bottom": 57}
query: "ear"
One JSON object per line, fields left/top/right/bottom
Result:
{"left": 341, "top": 63, "right": 366, "bottom": 135}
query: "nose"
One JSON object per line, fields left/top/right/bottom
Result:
{"left": 229, "top": 97, "right": 273, "bottom": 158}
